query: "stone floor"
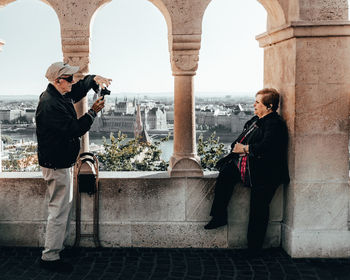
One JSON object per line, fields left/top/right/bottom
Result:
{"left": 0, "top": 247, "right": 350, "bottom": 280}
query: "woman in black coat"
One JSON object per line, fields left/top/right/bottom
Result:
{"left": 204, "top": 88, "right": 289, "bottom": 251}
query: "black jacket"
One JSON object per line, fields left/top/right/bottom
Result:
{"left": 231, "top": 112, "right": 290, "bottom": 188}
{"left": 35, "top": 75, "right": 99, "bottom": 169}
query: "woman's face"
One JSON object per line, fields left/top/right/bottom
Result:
{"left": 254, "top": 94, "right": 270, "bottom": 118}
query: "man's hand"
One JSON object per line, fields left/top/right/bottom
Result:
{"left": 91, "top": 96, "right": 105, "bottom": 113}
{"left": 94, "top": 75, "right": 112, "bottom": 89}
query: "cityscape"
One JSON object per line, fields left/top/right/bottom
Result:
{"left": 0, "top": 92, "right": 255, "bottom": 172}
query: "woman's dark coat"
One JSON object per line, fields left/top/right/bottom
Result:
{"left": 227, "top": 112, "right": 289, "bottom": 188}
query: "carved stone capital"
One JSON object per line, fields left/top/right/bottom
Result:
{"left": 170, "top": 34, "right": 201, "bottom": 76}
{"left": 61, "top": 29, "right": 90, "bottom": 76}
{"left": 63, "top": 55, "right": 90, "bottom": 78}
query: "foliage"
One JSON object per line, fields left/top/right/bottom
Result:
{"left": 97, "top": 131, "right": 226, "bottom": 172}
{"left": 97, "top": 131, "right": 169, "bottom": 171}
{"left": 1, "top": 135, "right": 13, "bottom": 144}
{"left": 197, "top": 132, "right": 226, "bottom": 171}
{"left": 1, "top": 143, "right": 39, "bottom": 172}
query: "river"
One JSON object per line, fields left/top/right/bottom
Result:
{"left": 2, "top": 130, "right": 232, "bottom": 161}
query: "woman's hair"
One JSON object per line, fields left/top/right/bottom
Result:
{"left": 256, "top": 88, "right": 280, "bottom": 112}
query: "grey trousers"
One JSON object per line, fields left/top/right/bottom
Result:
{"left": 41, "top": 167, "right": 74, "bottom": 261}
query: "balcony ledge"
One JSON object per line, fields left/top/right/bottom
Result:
{"left": 0, "top": 171, "right": 283, "bottom": 248}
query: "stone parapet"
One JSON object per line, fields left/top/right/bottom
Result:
{"left": 0, "top": 172, "right": 282, "bottom": 249}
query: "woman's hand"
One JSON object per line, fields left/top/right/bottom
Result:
{"left": 232, "top": 143, "right": 249, "bottom": 155}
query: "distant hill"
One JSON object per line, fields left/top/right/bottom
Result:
{"left": 0, "top": 95, "right": 39, "bottom": 101}
{"left": 0, "top": 92, "right": 254, "bottom": 101}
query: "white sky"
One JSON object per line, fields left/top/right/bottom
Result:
{"left": 0, "top": 0, "right": 267, "bottom": 96}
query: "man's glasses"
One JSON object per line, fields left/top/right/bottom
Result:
{"left": 58, "top": 75, "right": 73, "bottom": 83}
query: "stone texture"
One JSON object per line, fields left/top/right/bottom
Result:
{"left": 294, "top": 135, "right": 349, "bottom": 183}
{"left": 283, "top": 225, "right": 350, "bottom": 258}
{"left": 98, "top": 178, "right": 186, "bottom": 222}
{"left": 131, "top": 222, "right": 227, "bottom": 248}
{"left": 185, "top": 177, "right": 216, "bottom": 221}
{"left": 169, "top": 75, "right": 203, "bottom": 177}
{"left": 258, "top": 0, "right": 287, "bottom": 31}
{"left": 299, "top": 0, "right": 348, "bottom": 21}
{"left": 0, "top": 178, "right": 47, "bottom": 221}
{"left": 153, "top": 0, "right": 211, "bottom": 34}
{"left": 228, "top": 222, "right": 281, "bottom": 248}
{"left": 285, "top": 182, "right": 348, "bottom": 230}
{"left": 0, "top": 174, "right": 283, "bottom": 248}
{"left": 0, "top": 222, "right": 46, "bottom": 247}
{"left": 263, "top": 38, "right": 296, "bottom": 87}
{"left": 296, "top": 37, "right": 350, "bottom": 84}
{"left": 295, "top": 83, "right": 350, "bottom": 136}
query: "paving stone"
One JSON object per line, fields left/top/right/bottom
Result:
{"left": 1, "top": 247, "right": 350, "bottom": 279}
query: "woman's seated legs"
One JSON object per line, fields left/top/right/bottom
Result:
{"left": 205, "top": 162, "right": 241, "bottom": 229}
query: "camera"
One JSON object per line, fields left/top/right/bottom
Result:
{"left": 99, "top": 87, "right": 111, "bottom": 99}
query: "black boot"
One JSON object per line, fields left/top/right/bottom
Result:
{"left": 40, "top": 259, "right": 73, "bottom": 274}
{"left": 204, "top": 217, "right": 227, "bottom": 229}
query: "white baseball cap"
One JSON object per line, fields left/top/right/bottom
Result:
{"left": 45, "top": 62, "right": 79, "bottom": 82}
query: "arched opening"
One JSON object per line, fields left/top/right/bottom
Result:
{"left": 0, "top": 0, "right": 61, "bottom": 171}
{"left": 88, "top": 0, "right": 173, "bottom": 168}
{"left": 196, "top": 0, "right": 267, "bottom": 160}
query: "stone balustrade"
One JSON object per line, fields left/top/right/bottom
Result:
{"left": 0, "top": 172, "right": 283, "bottom": 248}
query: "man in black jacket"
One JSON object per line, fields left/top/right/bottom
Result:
{"left": 36, "top": 62, "right": 112, "bottom": 273}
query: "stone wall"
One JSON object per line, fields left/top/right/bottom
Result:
{"left": 0, "top": 172, "right": 283, "bottom": 248}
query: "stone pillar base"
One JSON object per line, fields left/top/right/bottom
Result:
{"left": 282, "top": 224, "right": 350, "bottom": 258}
{"left": 168, "top": 156, "right": 203, "bottom": 177}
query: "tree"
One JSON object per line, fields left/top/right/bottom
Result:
{"left": 97, "top": 131, "right": 169, "bottom": 171}
{"left": 197, "top": 132, "right": 226, "bottom": 171}
{"left": 97, "top": 131, "right": 226, "bottom": 172}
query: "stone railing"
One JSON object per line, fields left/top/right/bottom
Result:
{"left": 0, "top": 172, "right": 283, "bottom": 248}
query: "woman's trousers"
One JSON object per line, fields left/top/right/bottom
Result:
{"left": 209, "top": 162, "right": 278, "bottom": 249}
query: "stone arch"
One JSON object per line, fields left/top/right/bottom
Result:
{"left": 0, "top": 0, "right": 61, "bottom": 93}
{"left": 257, "top": 0, "right": 287, "bottom": 31}
{"left": 86, "top": 0, "right": 112, "bottom": 34}
{"left": 0, "top": 0, "right": 58, "bottom": 17}
{"left": 148, "top": 0, "right": 172, "bottom": 35}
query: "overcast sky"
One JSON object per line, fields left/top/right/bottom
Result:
{"left": 0, "top": 0, "right": 267, "bottom": 96}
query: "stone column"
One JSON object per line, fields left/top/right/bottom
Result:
{"left": 51, "top": 0, "right": 110, "bottom": 153}
{"left": 168, "top": 35, "right": 203, "bottom": 177}
{"left": 61, "top": 28, "right": 90, "bottom": 152}
{"left": 257, "top": 21, "right": 350, "bottom": 257}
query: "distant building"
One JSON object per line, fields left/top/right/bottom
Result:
{"left": 115, "top": 97, "right": 136, "bottom": 115}
{"left": 0, "top": 109, "right": 22, "bottom": 123}
{"left": 147, "top": 107, "right": 167, "bottom": 130}
{"left": 231, "top": 111, "right": 253, "bottom": 133}
{"left": 91, "top": 98, "right": 168, "bottom": 134}
{"left": 165, "top": 105, "right": 174, "bottom": 125}
{"left": 24, "top": 109, "right": 35, "bottom": 123}
{"left": 195, "top": 108, "right": 216, "bottom": 127}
